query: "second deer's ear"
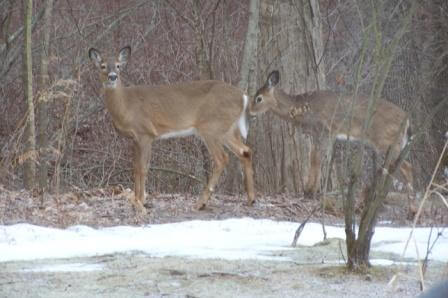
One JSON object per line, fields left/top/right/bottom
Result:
{"left": 267, "top": 70, "right": 280, "bottom": 88}
{"left": 88, "top": 48, "right": 102, "bottom": 67}
{"left": 118, "top": 46, "right": 131, "bottom": 65}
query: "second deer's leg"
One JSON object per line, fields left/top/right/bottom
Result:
{"left": 304, "top": 140, "right": 322, "bottom": 197}
{"left": 388, "top": 143, "right": 414, "bottom": 193}
{"left": 133, "top": 142, "right": 142, "bottom": 211}
{"left": 399, "top": 160, "right": 414, "bottom": 192}
{"left": 139, "top": 137, "right": 153, "bottom": 206}
{"left": 224, "top": 133, "right": 255, "bottom": 205}
{"left": 196, "top": 138, "right": 229, "bottom": 210}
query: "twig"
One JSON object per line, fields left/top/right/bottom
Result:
{"left": 338, "top": 238, "right": 347, "bottom": 264}
{"left": 291, "top": 204, "right": 321, "bottom": 247}
{"left": 431, "top": 190, "right": 448, "bottom": 209}
{"left": 431, "top": 182, "right": 448, "bottom": 193}
{"left": 391, "top": 138, "right": 448, "bottom": 289}
{"left": 149, "top": 166, "right": 205, "bottom": 185}
{"left": 401, "top": 139, "right": 448, "bottom": 259}
{"left": 422, "top": 227, "right": 445, "bottom": 279}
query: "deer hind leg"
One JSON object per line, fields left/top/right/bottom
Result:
{"left": 304, "top": 141, "right": 322, "bottom": 198}
{"left": 399, "top": 160, "right": 413, "bottom": 192}
{"left": 196, "top": 138, "right": 229, "bottom": 210}
{"left": 224, "top": 133, "right": 255, "bottom": 206}
{"left": 395, "top": 159, "right": 416, "bottom": 217}
{"left": 133, "top": 137, "right": 152, "bottom": 214}
{"left": 388, "top": 142, "right": 414, "bottom": 193}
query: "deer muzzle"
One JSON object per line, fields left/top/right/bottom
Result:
{"left": 108, "top": 72, "right": 118, "bottom": 82}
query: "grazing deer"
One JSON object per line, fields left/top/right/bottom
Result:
{"left": 249, "top": 70, "right": 413, "bottom": 196}
{"left": 88, "top": 46, "right": 255, "bottom": 213}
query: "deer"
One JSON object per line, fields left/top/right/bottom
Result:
{"left": 88, "top": 46, "right": 255, "bottom": 214}
{"left": 249, "top": 70, "right": 413, "bottom": 198}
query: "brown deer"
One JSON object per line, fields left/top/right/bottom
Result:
{"left": 249, "top": 70, "right": 413, "bottom": 196}
{"left": 88, "top": 46, "right": 255, "bottom": 214}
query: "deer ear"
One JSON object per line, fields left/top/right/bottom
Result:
{"left": 267, "top": 70, "right": 280, "bottom": 88}
{"left": 88, "top": 48, "right": 102, "bottom": 67}
{"left": 118, "top": 46, "right": 131, "bottom": 64}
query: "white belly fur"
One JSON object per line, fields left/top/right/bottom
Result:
{"left": 159, "top": 127, "right": 197, "bottom": 139}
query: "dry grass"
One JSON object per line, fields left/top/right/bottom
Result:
{"left": 0, "top": 184, "right": 444, "bottom": 229}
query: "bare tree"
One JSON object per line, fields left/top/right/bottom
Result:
{"left": 341, "top": 0, "right": 417, "bottom": 270}
{"left": 37, "top": 0, "right": 54, "bottom": 191}
{"left": 238, "top": 0, "right": 259, "bottom": 95}
{"left": 22, "top": 0, "right": 36, "bottom": 190}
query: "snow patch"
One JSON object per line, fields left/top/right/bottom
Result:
{"left": 0, "top": 218, "right": 446, "bottom": 264}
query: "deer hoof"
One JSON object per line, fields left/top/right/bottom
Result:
{"left": 132, "top": 200, "right": 147, "bottom": 216}
{"left": 136, "top": 206, "right": 147, "bottom": 216}
{"left": 143, "top": 202, "right": 153, "bottom": 209}
{"left": 246, "top": 199, "right": 255, "bottom": 206}
{"left": 303, "top": 190, "right": 316, "bottom": 199}
{"left": 195, "top": 200, "right": 207, "bottom": 211}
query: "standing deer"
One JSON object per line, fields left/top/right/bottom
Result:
{"left": 249, "top": 70, "right": 413, "bottom": 196}
{"left": 88, "top": 46, "right": 255, "bottom": 213}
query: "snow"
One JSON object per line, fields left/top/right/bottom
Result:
{"left": 0, "top": 218, "right": 446, "bottom": 265}
{"left": 22, "top": 263, "right": 104, "bottom": 272}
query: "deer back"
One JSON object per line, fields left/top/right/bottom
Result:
{"left": 250, "top": 71, "right": 409, "bottom": 157}
{"left": 275, "top": 90, "right": 409, "bottom": 156}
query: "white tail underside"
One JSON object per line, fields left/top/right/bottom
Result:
{"left": 238, "top": 94, "right": 249, "bottom": 139}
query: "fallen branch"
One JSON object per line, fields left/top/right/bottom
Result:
{"left": 291, "top": 204, "right": 321, "bottom": 247}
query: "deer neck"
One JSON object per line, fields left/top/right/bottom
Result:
{"left": 104, "top": 82, "right": 128, "bottom": 120}
{"left": 273, "top": 89, "right": 310, "bottom": 119}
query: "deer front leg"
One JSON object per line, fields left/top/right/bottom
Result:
{"left": 133, "top": 143, "right": 142, "bottom": 212}
{"left": 196, "top": 139, "right": 229, "bottom": 210}
{"left": 133, "top": 137, "right": 152, "bottom": 214}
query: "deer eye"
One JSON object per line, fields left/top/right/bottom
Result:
{"left": 255, "top": 96, "right": 263, "bottom": 104}
{"left": 116, "top": 64, "right": 120, "bottom": 69}
{"left": 100, "top": 64, "right": 106, "bottom": 70}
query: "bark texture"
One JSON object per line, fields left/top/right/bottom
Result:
{"left": 23, "top": 0, "right": 36, "bottom": 190}
{"left": 37, "top": 0, "right": 54, "bottom": 191}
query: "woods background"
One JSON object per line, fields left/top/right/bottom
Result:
{"left": 1, "top": 0, "right": 447, "bottom": 199}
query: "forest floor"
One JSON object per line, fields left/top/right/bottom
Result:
{"left": 0, "top": 185, "right": 446, "bottom": 297}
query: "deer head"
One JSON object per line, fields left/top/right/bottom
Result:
{"left": 250, "top": 70, "right": 280, "bottom": 116}
{"left": 88, "top": 46, "right": 131, "bottom": 89}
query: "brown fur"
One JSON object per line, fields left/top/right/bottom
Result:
{"left": 89, "top": 46, "right": 255, "bottom": 214}
{"left": 250, "top": 71, "right": 413, "bottom": 195}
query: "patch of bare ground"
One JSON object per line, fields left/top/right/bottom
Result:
{"left": 1, "top": 250, "right": 445, "bottom": 297}
{"left": 1, "top": 184, "right": 442, "bottom": 228}
{"left": 0, "top": 185, "right": 337, "bottom": 228}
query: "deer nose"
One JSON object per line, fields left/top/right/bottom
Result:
{"left": 108, "top": 73, "right": 118, "bottom": 81}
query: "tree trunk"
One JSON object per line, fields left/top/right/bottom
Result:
{"left": 22, "top": 0, "right": 36, "bottom": 190}
{"left": 218, "top": 0, "right": 261, "bottom": 195}
{"left": 253, "top": 0, "right": 326, "bottom": 194}
{"left": 37, "top": 0, "right": 54, "bottom": 192}
{"left": 192, "top": 0, "right": 212, "bottom": 80}
{"left": 239, "top": 0, "right": 260, "bottom": 95}
{"left": 191, "top": 0, "right": 213, "bottom": 188}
